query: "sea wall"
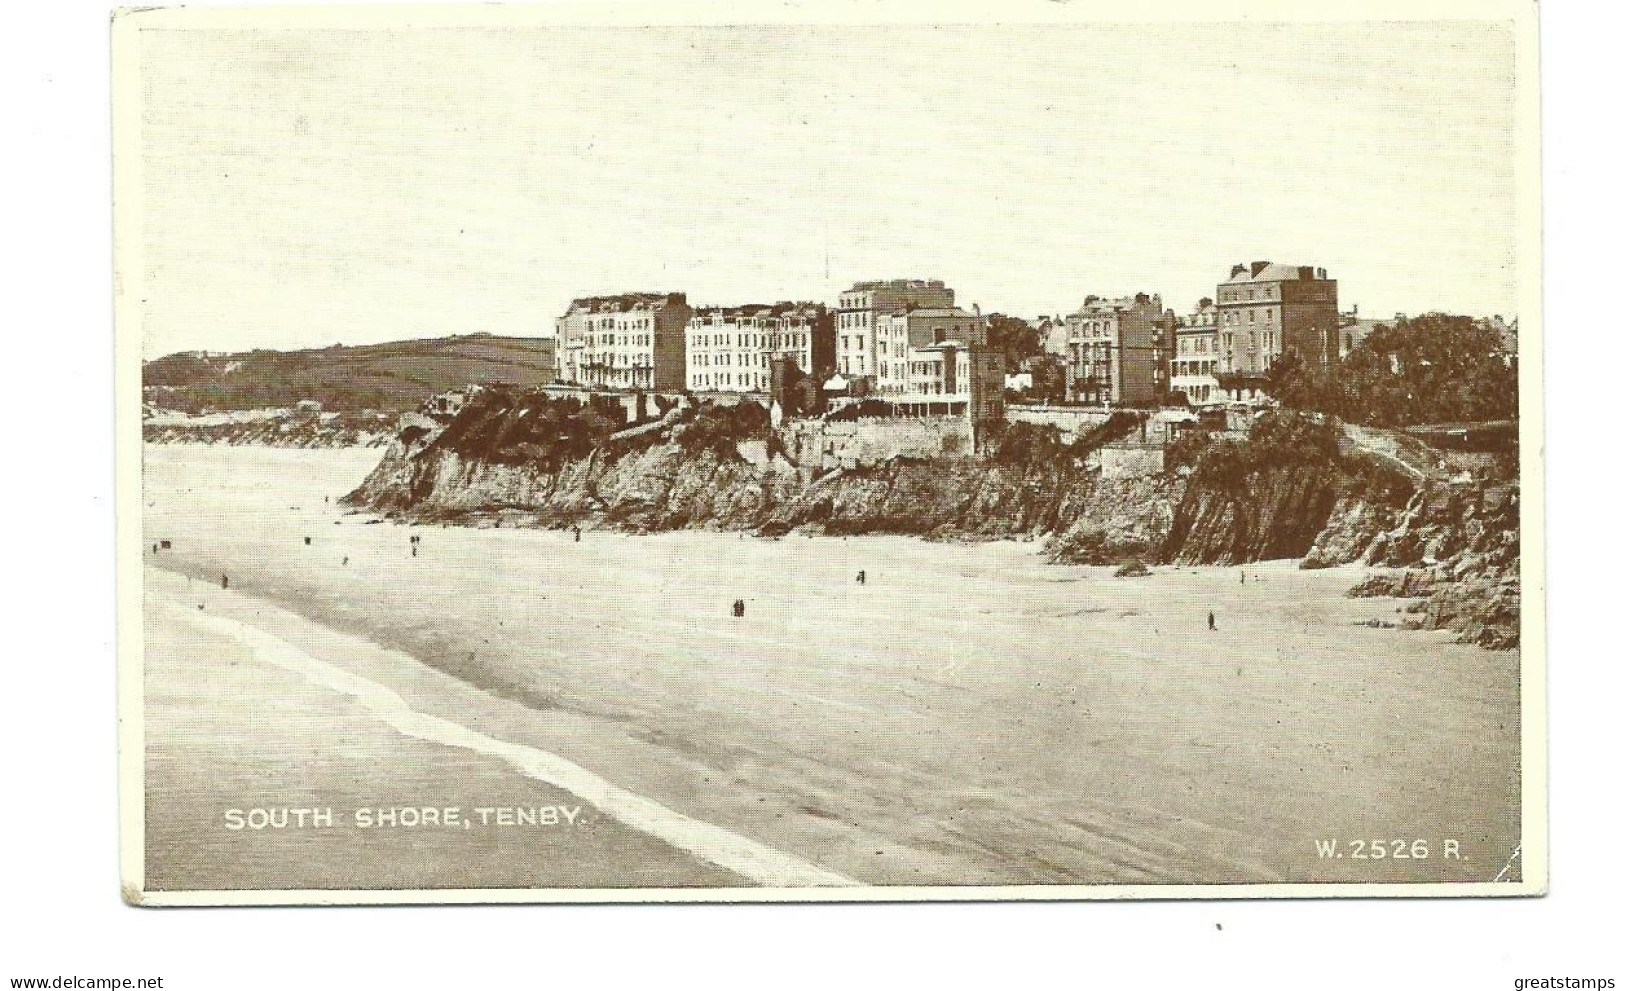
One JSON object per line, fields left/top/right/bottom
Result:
{"left": 1004, "top": 406, "right": 1115, "bottom": 441}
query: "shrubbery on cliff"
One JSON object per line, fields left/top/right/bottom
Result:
{"left": 1184, "top": 412, "right": 1342, "bottom": 493}
{"left": 668, "top": 401, "right": 769, "bottom": 460}
{"left": 427, "top": 390, "right": 618, "bottom": 468}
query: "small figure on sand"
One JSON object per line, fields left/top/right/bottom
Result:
{"left": 221, "top": 574, "right": 229, "bottom": 590}
{"left": 411, "top": 545, "right": 417, "bottom": 558}
{"left": 304, "top": 536, "right": 312, "bottom": 546}
{"left": 856, "top": 570, "right": 867, "bottom": 585}
{"left": 342, "top": 556, "right": 349, "bottom": 566}
{"left": 152, "top": 543, "right": 158, "bottom": 555}
{"left": 573, "top": 526, "right": 582, "bottom": 543}
{"left": 1240, "top": 570, "right": 1245, "bottom": 585}
{"left": 1208, "top": 611, "right": 1216, "bottom": 631}
{"left": 731, "top": 599, "right": 746, "bottom": 618}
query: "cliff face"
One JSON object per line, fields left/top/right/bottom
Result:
{"left": 1339, "top": 479, "right": 1522, "bottom": 649}
{"left": 348, "top": 422, "right": 1177, "bottom": 561}
{"left": 345, "top": 397, "right": 1519, "bottom": 647}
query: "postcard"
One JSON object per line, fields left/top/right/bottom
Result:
{"left": 115, "top": 0, "right": 1544, "bottom": 904}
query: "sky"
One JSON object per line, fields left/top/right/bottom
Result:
{"left": 131, "top": 18, "right": 1521, "bottom": 358}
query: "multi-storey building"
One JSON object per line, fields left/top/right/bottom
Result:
{"left": 1214, "top": 262, "right": 1339, "bottom": 375}
{"left": 1034, "top": 315, "right": 1070, "bottom": 357}
{"left": 684, "top": 302, "right": 834, "bottom": 393}
{"left": 1171, "top": 297, "right": 1222, "bottom": 406}
{"left": 555, "top": 292, "right": 693, "bottom": 391}
{"left": 835, "top": 279, "right": 956, "bottom": 386}
{"left": 1062, "top": 293, "right": 1172, "bottom": 406}
{"left": 872, "top": 306, "right": 987, "bottom": 394}
{"left": 1336, "top": 305, "right": 1384, "bottom": 360}
{"left": 903, "top": 342, "right": 1005, "bottom": 424}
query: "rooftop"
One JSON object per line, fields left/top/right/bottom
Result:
{"left": 847, "top": 279, "right": 948, "bottom": 292}
{"left": 896, "top": 307, "right": 981, "bottom": 320}
{"left": 1223, "top": 261, "right": 1331, "bottom": 284}
{"left": 1073, "top": 293, "right": 1161, "bottom": 315}
{"left": 564, "top": 292, "right": 687, "bottom": 314}
{"left": 691, "top": 301, "right": 827, "bottom": 320}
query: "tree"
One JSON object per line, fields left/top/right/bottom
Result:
{"left": 1028, "top": 353, "right": 1068, "bottom": 404}
{"left": 1266, "top": 313, "right": 1517, "bottom": 427}
{"left": 986, "top": 314, "right": 1043, "bottom": 370}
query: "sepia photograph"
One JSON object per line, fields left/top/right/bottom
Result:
{"left": 113, "top": 0, "right": 1543, "bottom": 904}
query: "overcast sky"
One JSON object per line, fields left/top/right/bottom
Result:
{"left": 133, "top": 19, "right": 1519, "bottom": 358}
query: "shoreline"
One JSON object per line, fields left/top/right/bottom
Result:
{"left": 143, "top": 567, "right": 841, "bottom": 891}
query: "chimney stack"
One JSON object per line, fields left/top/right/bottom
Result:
{"left": 1250, "top": 261, "right": 1270, "bottom": 277}
{"left": 1230, "top": 264, "right": 1247, "bottom": 278}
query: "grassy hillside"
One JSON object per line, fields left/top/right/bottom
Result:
{"left": 143, "top": 334, "right": 556, "bottom": 414}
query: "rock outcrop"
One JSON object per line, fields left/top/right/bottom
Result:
{"left": 142, "top": 407, "right": 401, "bottom": 448}
{"left": 1336, "top": 479, "right": 1522, "bottom": 649}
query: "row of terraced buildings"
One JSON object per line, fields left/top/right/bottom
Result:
{"left": 551, "top": 261, "right": 1347, "bottom": 413}
{"left": 552, "top": 279, "right": 1004, "bottom": 421}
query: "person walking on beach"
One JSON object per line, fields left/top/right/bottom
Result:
{"left": 221, "top": 574, "right": 229, "bottom": 590}
{"left": 856, "top": 570, "right": 866, "bottom": 585}
{"left": 1207, "top": 610, "right": 1216, "bottom": 631}
{"left": 573, "top": 526, "right": 581, "bottom": 543}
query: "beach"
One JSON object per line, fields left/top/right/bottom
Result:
{"left": 140, "top": 444, "right": 1521, "bottom": 889}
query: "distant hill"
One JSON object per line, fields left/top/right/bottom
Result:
{"left": 143, "top": 334, "right": 557, "bottom": 414}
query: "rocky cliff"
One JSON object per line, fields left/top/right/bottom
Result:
{"left": 348, "top": 399, "right": 1173, "bottom": 555}
{"left": 345, "top": 393, "right": 1520, "bottom": 647}
{"left": 1334, "top": 478, "right": 1522, "bottom": 649}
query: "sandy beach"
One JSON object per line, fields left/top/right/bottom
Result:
{"left": 140, "top": 445, "right": 1521, "bottom": 889}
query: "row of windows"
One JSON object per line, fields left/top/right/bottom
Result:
{"left": 691, "top": 352, "right": 784, "bottom": 368}
{"left": 585, "top": 334, "right": 653, "bottom": 347}
{"left": 577, "top": 316, "right": 654, "bottom": 332}
{"left": 687, "top": 372, "right": 767, "bottom": 390}
{"left": 1069, "top": 319, "right": 1119, "bottom": 335}
{"left": 581, "top": 352, "right": 652, "bottom": 368}
{"left": 1220, "top": 286, "right": 1277, "bottom": 303}
{"left": 690, "top": 333, "right": 811, "bottom": 349}
{"left": 692, "top": 317, "right": 817, "bottom": 329}
{"left": 1223, "top": 309, "right": 1275, "bottom": 326}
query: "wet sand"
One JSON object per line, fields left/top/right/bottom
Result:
{"left": 141, "top": 445, "right": 1521, "bottom": 888}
